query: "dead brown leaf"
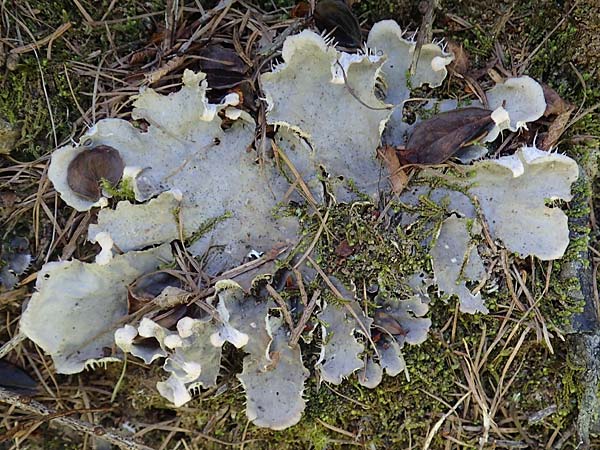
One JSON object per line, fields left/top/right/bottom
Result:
{"left": 539, "top": 83, "right": 575, "bottom": 149}
{"left": 378, "top": 145, "right": 408, "bottom": 194}
{"left": 335, "top": 240, "right": 355, "bottom": 258}
{"left": 541, "top": 107, "right": 575, "bottom": 150}
{"left": 129, "top": 47, "right": 158, "bottom": 65}
{"left": 0, "top": 360, "right": 38, "bottom": 396}
{"left": 447, "top": 41, "right": 469, "bottom": 76}
{"left": 198, "top": 44, "right": 246, "bottom": 74}
{"left": 291, "top": 2, "right": 311, "bottom": 17}
{"left": 0, "top": 190, "right": 18, "bottom": 209}
{"left": 400, "top": 107, "right": 493, "bottom": 165}
{"left": 542, "top": 83, "right": 572, "bottom": 116}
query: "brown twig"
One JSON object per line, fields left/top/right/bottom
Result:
{"left": 289, "top": 289, "right": 320, "bottom": 347}
{"left": 265, "top": 284, "right": 295, "bottom": 331}
{"left": 0, "top": 388, "right": 153, "bottom": 450}
{"left": 9, "top": 22, "right": 72, "bottom": 55}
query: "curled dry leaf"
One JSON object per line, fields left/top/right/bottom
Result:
{"left": 400, "top": 107, "right": 493, "bottom": 165}
{"left": 539, "top": 83, "right": 574, "bottom": 150}
{"left": 541, "top": 108, "right": 574, "bottom": 150}
{"left": 67, "top": 145, "right": 124, "bottom": 201}
{"left": 314, "top": 0, "right": 362, "bottom": 48}
{"left": 446, "top": 41, "right": 469, "bottom": 76}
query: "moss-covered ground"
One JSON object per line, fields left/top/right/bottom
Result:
{"left": 0, "top": 0, "right": 599, "bottom": 448}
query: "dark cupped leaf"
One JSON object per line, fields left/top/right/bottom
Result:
{"left": 0, "top": 360, "right": 38, "bottom": 395}
{"left": 400, "top": 107, "right": 493, "bottom": 165}
{"left": 314, "top": 0, "right": 362, "bottom": 48}
{"left": 67, "top": 145, "right": 125, "bottom": 202}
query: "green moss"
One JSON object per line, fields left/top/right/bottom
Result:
{"left": 101, "top": 177, "right": 136, "bottom": 202}
{"left": 185, "top": 211, "right": 233, "bottom": 245}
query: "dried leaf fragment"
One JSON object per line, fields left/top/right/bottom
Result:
{"left": 335, "top": 240, "right": 355, "bottom": 257}
{"left": 541, "top": 107, "right": 574, "bottom": 150}
{"left": 400, "top": 107, "right": 493, "bottom": 164}
{"left": 67, "top": 145, "right": 124, "bottom": 201}
{"left": 539, "top": 84, "right": 574, "bottom": 150}
{"left": 446, "top": 41, "right": 469, "bottom": 76}
{"left": 542, "top": 83, "right": 571, "bottom": 117}
{"left": 378, "top": 145, "right": 408, "bottom": 194}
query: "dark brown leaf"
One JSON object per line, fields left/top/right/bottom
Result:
{"left": 314, "top": 0, "right": 362, "bottom": 48}
{"left": 154, "top": 304, "right": 188, "bottom": 330}
{"left": 197, "top": 44, "right": 246, "bottom": 74}
{"left": 400, "top": 107, "right": 494, "bottom": 165}
{"left": 129, "top": 47, "right": 158, "bottom": 65}
{"left": 0, "top": 360, "right": 38, "bottom": 395}
{"left": 67, "top": 145, "right": 124, "bottom": 201}
{"left": 197, "top": 44, "right": 247, "bottom": 91}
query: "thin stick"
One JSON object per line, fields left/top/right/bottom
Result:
{"left": 0, "top": 332, "right": 26, "bottom": 359}
{"left": 0, "top": 387, "right": 153, "bottom": 450}
{"left": 9, "top": 22, "right": 72, "bottom": 54}
{"left": 265, "top": 284, "right": 295, "bottom": 331}
{"left": 289, "top": 289, "right": 320, "bottom": 347}
{"left": 422, "top": 392, "right": 470, "bottom": 450}
{"left": 517, "top": 0, "right": 579, "bottom": 73}
{"left": 307, "top": 255, "right": 379, "bottom": 356}
{"left": 316, "top": 418, "right": 356, "bottom": 439}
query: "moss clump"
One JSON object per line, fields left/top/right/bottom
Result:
{"left": 101, "top": 177, "right": 136, "bottom": 202}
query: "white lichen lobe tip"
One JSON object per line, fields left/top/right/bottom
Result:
{"left": 123, "top": 166, "right": 143, "bottom": 180}
{"left": 115, "top": 325, "right": 138, "bottom": 349}
{"left": 222, "top": 93, "right": 240, "bottom": 106}
{"left": 177, "top": 317, "right": 196, "bottom": 338}
{"left": 431, "top": 55, "right": 452, "bottom": 72}
{"left": 164, "top": 334, "right": 183, "bottom": 349}
{"left": 491, "top": 106, "right": 510, "bottom": 125}
{"left": 94, "top": 232, "right": 114, "bottom": 265}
